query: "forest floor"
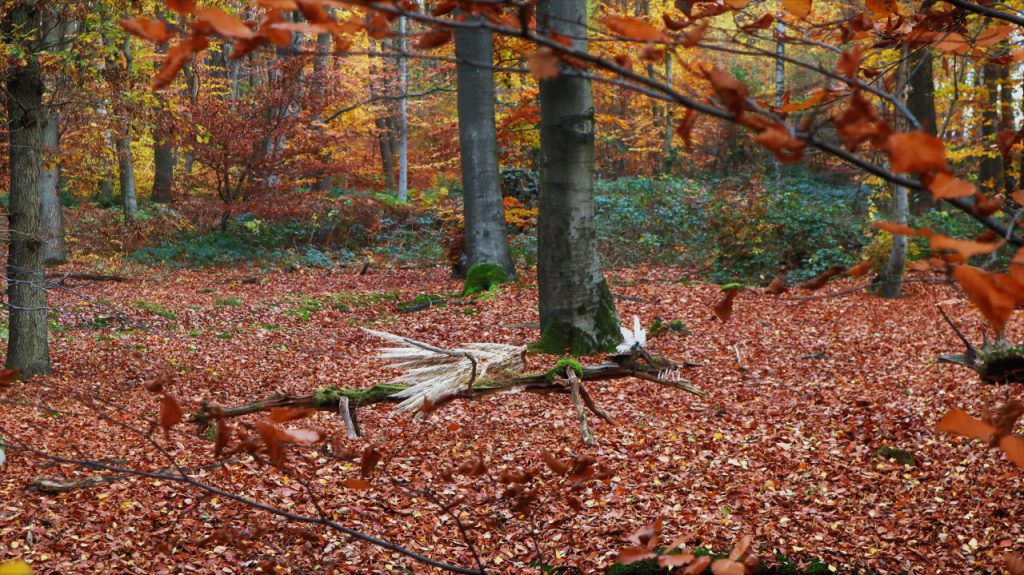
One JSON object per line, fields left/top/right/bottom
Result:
{"left": 0, "top": 265, "right": 1022, "bottom": 574}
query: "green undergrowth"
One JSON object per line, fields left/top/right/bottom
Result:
{"left": 603, "top": 551, "right": 901, "bottom": 575}
{"left": 133, "top": 299, "right": 176, "bottom": 321}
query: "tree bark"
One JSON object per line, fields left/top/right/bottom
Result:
{"left": 979, "top": 62, "right": 1003, "bottom": 192}
{"left": 535, "top": 0, "right": 621, "bottom": 355}
{"left": 3, "top": 0, "right": 52, "bottom": 377}
{"left": 454, "top": 19, "right": 516, "bottom": 278}
{"left": 151, "top": 35, "right": 175, "bottom": 204}
{"left": 40, "top": 110, "right": 68, "bottom": 265}
{"left": 396, "top": 12, "right": 410, "bottom": 201}
{"left": 116, "top": 36, "right": 138, "bottom": 220}
{"left": 998, "top": 63, "right": 1015, "bottom": 195}
{"left": 876, "top": 184, "right": 908, "bottom": 298}
{"left": 907, "top": 47, "right": 938, "bottom": 214}
{"left": 312, "top": 20, "right": 333, "bottom": 193}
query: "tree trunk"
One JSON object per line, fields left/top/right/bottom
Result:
{"left": 454, "top": 19, "right": 516, "bottom": 278}
{"left": 116, "top": 37, "right": 137, "bottom": 220}
{"left": 999, "top": 63, "right": 1015, "bottom": 195}
{"left": 979, "top": 62, "right": 1003, "bottom": 192}
{"left": 312, "top": 22, "right": 333, "bottom": 193}
{"left": 151, "top": 37, "right": 174, "bottom": 204}
{"left": 40, "top": 110, "right": 68, "bottom": 265}
{"left": 772, "top": 15, "right": 785, "bottom": 182}
{"left": 876, "top": 184, "right": 908, "bottom": 298}
{"left": 3, "top": 1, "right": 52, "bottom": 377}
{"left": 663, "top": 50, "right": 673, "bottom": 174}
{"left": 907, "top": 46, "right": 938, "bottom": 214}
{"left": 396, "top": 13, "right": 410, "bottom": 201}
{"left": 535, "top": 0, "right": 621, "bottom": 355}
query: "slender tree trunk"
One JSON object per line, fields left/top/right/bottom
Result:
{"left": 907, "top": 46, "right": 938, "bottom": 214}
{"left": 3, "top": 0, "right": 52, "bottom": 377}
{"left": 876, "top": 47, "right": 911, "bottom": 299}
{"left": 152, "top": 37, "right": 174, "bottom": 203}
{"left": 535, "top": 0, "right": 621, "bottom": 355}
{"left": 772, "top": 14, "right": 785, "bottom": 181}
{"left": 663, "top": 51, "right": 673, "bottom": 174}
{"left": 454, "top": 18, "right": 515, "bottom": 278}
{"left": 117, "top": 39, "right": 137, "bottom": 220}
{"left": 979, "top": 62, "right": 1003, "bottom": 192}
{"left": 396, "top": 12, "right": 410, "bottom": 201}
{"left": 999, "top": 63, "right": 1015, "bottom": 195}
{"left": 313, "top": 21, "right": 333, "bottom": 193}
{"left": 40, "top": 111, "right": 67, "bottom": 265}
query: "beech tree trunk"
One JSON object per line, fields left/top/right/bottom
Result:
{"left": 40, "top": 110, "right": 68, "bottom": 265}
{"left": 4, "top": 0, "right": 52, "bottom": 377}
{"left": 876, "top": 47, "right": 911, "bottom": 299}
{"left": 979, "top": 62, "right": 1003, "bottom": 192}
{"left": 535, "top": 0, "right": 621, "bottom": 355}
{"left": 454, "top": 19, "right": 515, "bottom": 278}
{"left": 396, "top": 13, "right": 410, "bottom": 201}
{"left": 151, "top": 37, "right": 174, "bottom": 204}
{"left": 907, "top": 47, "right": 938, "bottom": 214}
{"left": 117, "top": 37, "right": 137, "bottom": 220}
{"left": 312, "top": 22, "right": 333, "bottom": 193}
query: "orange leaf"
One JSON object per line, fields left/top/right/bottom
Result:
{"left": 781, "top": 0, "right": 811, "bottom": 19}
{"left": 279, "top": 428, "right": 321, "bottom": 444}
{"left": 872, "top": 220, "right": 930, "bottom": 237}
{"left": 214, "top": 418, "right": 231, "bottom": 457}
{"left": 602, "top": 15, "right": 665, "bottom": 42}
{"left": 165, "top": 0, "right": 195, "bottom": 14}
{"left": 951, "top": 265, "right": 1016, "bottom": 333}
{"left": 681, "top": 21, "right": 709, "bottom": 47}
{"left": 663, "top": 13, "right": 689, "bottom": 31}
{"left": 847, "top": 260, "right": 874, "bottom": 278}
{"left": 713, "top": 287, "right": 739, "bottom": 323}
{"left": 929, "top": 234, "right": 1003, "bottom": 259}
{"left": 675, "top": 108, "right": 698, "bottom": 149}
{"left": 432, "top": 0, "right": 457, "bottom": 15}
{"left": 542, "top": 451, "right": 570, "bottom": 474}
{"left": 341, "top": 478, "right": 373, "bottom": 489}
{"left": 999, "top": 435, "right": 1024, "bottom": 469}
{"left": 413, "top": 28, "right": 452, "bottom": 50}
{"left": 616, "top": 547, "right": 657, "bottom": 565}
{"left": 707, "top": 67, "right": 748, "bottom": 115}
{"left": 797, "top": 265, "right": 846, "bottom": 290}
{"left": 269, "top": 407, "right": 314, "bottom": 423}
{"left": 255, "top": 420, "right": 285, "bottom": 466}
{"left": 936, "top": 32, "right": 971, "bottom": 54}
{"left": 684, "top": 556, "right": 713, "bottom": 575}
{"left": 660, "top": 554, "right": 697, "bottom": 568}
{"left": 740, "top": 13, "right": 773, "bottom": 33}
{"left": 626, "top": 520, "right": 663, "bottom": 547}
{"left": 121, "top": 18, "right": 172, "bottom": 43}
{"left": 977, "top": 24, "right": 1014, "bottom": 47}
{"left": 936, "top": 408, "right": 995, "bottom": 442}
{"left": 925, "top": 172, "right": 976, "bottom": 199}
{"left": 884, "top": 131, "right": 947, "bottom": 173}
{"left": 766, "top": 275, "right": 788, "bottom": 295}
{"left": 0, "top": 369, "right": 19, "bottom": 387}
{"left": 528, "top": 48, "right": 560, "bottom": 80}
{"left": 712, "top": 558, "right": 747, "bottom": 575}
{"left": 1007, "top": 552, "right": 1024, "bottom": 575}
{"left": 194, "top": 7, "right": 256, "bottom": 39}
{"left": 152, "top": 35, "right": 205, "bottom": 89}
{"left": 835, "top": 48, "right": 861, "bottom": 79}
{"left": 160, "top": 394, "right": 184, "bottom": 434}
{"left": 360, "top": 445, "right": 382, "bottom": 477}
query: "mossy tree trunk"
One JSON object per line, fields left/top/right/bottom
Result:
{"left": 535, "top": 0, "right": 621, "bottom": 355}
{"left": 454, "top": 18, "right": 515, "bottom": 279}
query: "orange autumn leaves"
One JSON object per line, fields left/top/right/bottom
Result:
{"left": 873, "top": 220, "right": 1024, "bottom": 334}
{"left": 936, "top": 400, "right": 1024, "bottom": 470}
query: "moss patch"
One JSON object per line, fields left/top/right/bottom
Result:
{"left": 545, "top": 358, "right": 584, "bottom": 381}
{"left": 874, "top": 446, "right": 917, "bottom": 467}
{"left": 312, "top": 383, "right": 409, "bottom": 406}
{"left": 531, "top": 280, "right": 621, "bottom": 355}
{"left": 462, "top": 263, "right": 508, "bottom": 296}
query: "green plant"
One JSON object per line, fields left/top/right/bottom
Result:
{"left": 133, "top": 299, "right": 176, "bottom": 321}
{"left": 214, "top": 296, "right": 242, "bottom": 307}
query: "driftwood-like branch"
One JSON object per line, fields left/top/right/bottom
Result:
{"left": 566, "top": 368, "right": 594, "bottom": 446}
{"left": 191, "top": 362, "right": 702, "bottom": 427}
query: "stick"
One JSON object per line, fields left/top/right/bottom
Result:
{"left": 566, "top": 368, "right": 593, "bottom": 446}
{"left": 338, "top": 396, "right": 361, "bottom": 439}
{"left": 936, "top": 303, "right": 979, "bottom": 363}
{"left": 577, "top": 384, "right": 616, "bottom": 425}
{"left": 733, "top": 344, "right": 748, "bottom": 372}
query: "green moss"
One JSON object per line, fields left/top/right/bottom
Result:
{"left": 605, "top": 559, "right": 665, "bottom": 575}
{"left": 133, "top": 299, "right": 176, "bottom": 321}
{"left": 312, "top": 383, "right": 410, "bottom": 406}
{"left": 396, "top": 293, "right": 447, "bottom": 312}
{"left": 545, "top": 358, "right": 584, "bottom": 381}
{"left": 531, "top": 280, "right": 621, "bottom": 355}
{"left": 214, "top": 297, "right": 242, "bottom": 307}
{"left": 874, "top": 446, "right": 917, "bottom": 467}
{"left": 462, "top": 263, "right": 508, "bottom": 296}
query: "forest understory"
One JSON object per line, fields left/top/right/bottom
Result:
{"left": 1, "top": 265, "right": 1019, "bottom": 574}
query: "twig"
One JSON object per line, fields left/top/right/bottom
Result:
{"left": 577, "top": 385, "right": 616, "bottom": 425}
{"left": 566, "top": 368, "right": 593, "bottom": 446}
{"left": 936, "top": 303, "right": 979, "bottom": 363}
{"left": 733, "top": 344, "right": 748, "bottom": 372}
{"left": 338, "top": 396, "right": 362, "bottom": 439}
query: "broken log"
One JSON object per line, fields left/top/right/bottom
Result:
{"left": 191, "top": 363, "right": 701, "bottom": 425}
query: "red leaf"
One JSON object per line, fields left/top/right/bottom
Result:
{"left": 214, "top": 418, "right": 231, "bottom": 458}
{"left": 936, "top": 408, "right": 996, "bottom": 442}
{"left": 883, "top": 131, "right": 947, "bottom": 173}
{"left": 626, "top": 519, "right": 662, "bottom": 548}
{"left": 194, "top": 8, "right": 256, "bottom": 39}
{"left": 360, "top": 446, "right": 382, "bottom": 477}
{"left": 929, "top": 234, "right": 1003, "bottom": 259}
{"left": 269, "top": 407, "right": 314, "bottom": 423}
{"left": 340, "top": 478, "right": 373, "bottom": 489}
{"left": 712, "top": 558, "right": 748, "bottom": 575}
{"left": 413, "top": 28, "right": 452, "bottom": 50}
{"left": 781, "top": 0, "right": 812, "bottom": 19}
{"left": 951, "top": 265, "right": 1017, "bottom": 333}
{"left": 165, "top": 0, "right": 195, "bottom": 14}
{"left": 121, "top": 18, "right": 172, "bottom": 43}
{"left": 616, "top": 547, "right": 657, "bottom": 565}
{"left": 846, "top": 260, "right": 874, "bottom": 279}
{"left": 765, "top": 275, "right": 788, "bottom": 295}
{"left": 255, "top": 420, "right": 285, "bottom": 466}
{"left": 925, "top": 172, "right": 976, "bottom": 199}
{"left": 740, "top": 13, "right": 773, "bottom": 33}
{"left": 797, "top": 265, "right": 846, "bottom": 290}
{"left": 160, "top": 394, "right": 184, "bottom": 434}
{"left": 542, "top": 451, "right": 570, "bottom": 474}
{"left": 0, "top": 369, "right": 19, "bottom": 387}
{"left": 602, "top": 15, "right": 665, "bottom": 41}
{"left": 713, "top": 287, "right": 739, "bottom": 323}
